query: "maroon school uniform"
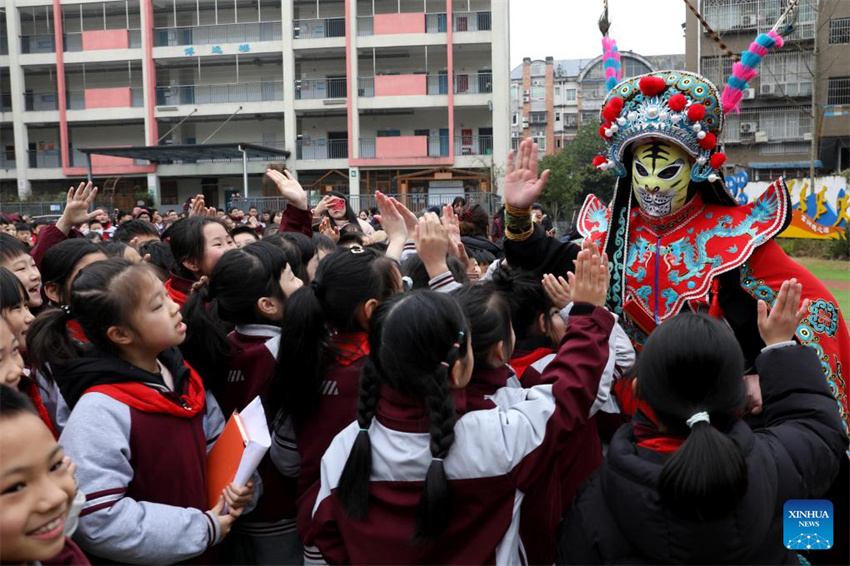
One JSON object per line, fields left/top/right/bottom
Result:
{"left": 311, "top": 306, "right": 615, "bottom": 564}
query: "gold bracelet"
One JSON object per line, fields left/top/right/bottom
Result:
{"left": 505, "top": 224, "right": 534, "bottom": 242}
{"left": 505, "top": 203, "right": 532, "bottom": 217}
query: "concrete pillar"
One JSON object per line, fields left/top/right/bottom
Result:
{"left": 348, "top": 166, "right": 360, "bottom": 203}
{"left": 348, "top": 0, "right": 361, "bottom": 160}
{"left": 6, "top": 0, "right": 32, "bottom": 198}
{"left": 490, "top": 1, "right": 512, "bottom": 195}
{"left": 281, "top": 5, "right": 297, "bottom": 174}
{"left": 147, "top": 172, "right": 160, "bottom": 208}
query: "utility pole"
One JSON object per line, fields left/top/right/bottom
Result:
{"left": 808, "top": 1, "right": 820, "bottom": 195}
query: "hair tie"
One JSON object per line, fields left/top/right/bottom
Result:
{"left": 440, "top": 361, "right": 450, "bottom": 368}
{"left": 452, "top": 343, "right": 460, "bottom": 349}
{"left": 359, "top": 427, "right": 369, "bottom": 433}
{"left": 458, "top": 331, "right": 465, "bottom": 339}
{"left": 686, "top": 411, "right": 710, "bottom": 428}
{"left": 432, "top": 457, "right": 444, "bottom": 463}
{"left": 60, "top": 304, "right": 73, "bottom": 319}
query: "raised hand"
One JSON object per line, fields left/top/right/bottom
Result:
{"left": 189, "top": 194, "right": 216, "bottom": 218}
{"left": 376, "top": 191, "right": 407, "bottom": 260}
{"left": 319, "top": 216, "right": 339, "bottom": 243}
{"left": 390, "top": 197, "right": 418, "bottom": 236}
{"left": 757, "top": 278, "right": 809, "bottom": 346}
{"left": 313, "top": 195, "right": 334, "bottom": 217}
{"left": 542, "top": 273, "right": 572, "bottom": 310}
{"left": 568, "top": 241, "right": 608, "bottom": 307}
{"left": 265, "top": 168, "right": 308, "bottom": 211}
{"left": 503, "top": 138, "right": 550, "bottom": 210}
{"left": 57, "top": 181, "right": 104, "bottom": 235}
{"left": 415, "top": 213, "right": 450, "bottom": 279}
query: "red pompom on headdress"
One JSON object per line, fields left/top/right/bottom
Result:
{"left": 710, "top": 152, "right": 727, "bottom": 169}
{"left": 699, "top": 132, "right": 717, "bottom": 150}
{"left": 599, "top": 123, "right": 612, "bottom": 139}
{"left": 592, "top": 155, "right": 607, "bottom": 167}
{"left": 638, "top": 76, "right": 666, "bottom": 97}
{"left": 668, "top": 93, "right": 687, "bottom": 112}
{"left": 687, "top": 103, "right": 706, "bottom": 122}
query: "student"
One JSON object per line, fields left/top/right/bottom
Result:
{"left": 112, "top": 219, "right": 161, "bottom": 248}
{"left": 0, "top": 232, "right": 43, "bottom": 309}
{"left": 0, "top": 384, "right": 89, "bottom": 566}
{"left": 231, "top": 225, "right": 261, "bottom": 248}
{"left": 276, "top": 232, "right": 317, "bottom": 283}
{"left": 0, "top": 316, "right": 24, "bottom": 389}
{"left": 557, "top": 280, "right": 847, "bottom": 564}
{"left": 26, "top": 259, "right": 254, "bottom": 564}
{"left": 310, "top": 246, "right": 615, "bottom": 563}
{"left": 312, "top": 234, "right": 336, "bottom": 262}
{"left": 269, "top": 246, "right": 401, "bottom": 562}
{"left": 15, "top": 223, "right": 33, "bottom": 248}
{"left": 313, "top": 192, "right": 375, "bottom": 237}
{"left": 164, "top": 217, "right": 236, "bottom": 307}
{"left": 459, "top": 204, "right": 502, "bottom": 259}
{"left": 183, "top": 242, "right": 303, "bottom": 565}
{"left": 30, "top": 182, "right": 104, "bottom": 269}
{"left": 39, "top": 240, "right": 107, "bottom": 309}
{"left": 0, "top": 215, "right": 17, "bottom": 235}
{"left": 138, "top": 241, "right": 175, "bottom": 282}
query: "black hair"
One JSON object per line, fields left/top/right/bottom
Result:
{"left": 112, "top": 219, "right": 160, "bottom": 244}
{"left": 322, "top": 191, "right": 360, "bottom": 227}
{"left": 366, "top": 240, "right": 388, "bottom": 254}
{"left": 231, "top": 225, "right": 260, "bottom": 242}
{"left": 0, "top": 233, "right": 29, "bottom": 264}
{"left": 15, "top": 223, "right": 31, "bottom": 233}
{"left": 338, "top": 231, "right": 366, "bottom": 248}
{"left": 263, "top": 224, "right": 280, "bottom": 238}
{"left": 459, "top": 204, "right": 490, "bottom": 239}
{"left": 0, "top": 216, "right": 11, "bottom": 226}
{"left": 138, "top": 241, "right": 175, "bottom": 281}
{"left": 638, "top": 313, "right": 748, "bottom": 520}
{"left": 83, "top": 232, "right": 103, "bottom": 243}
{"left": 0, "top": 267, "right": 27, "bottom": 311}
{"left": 28, "top": 260, "right": 159, "bottom": 375}
{"left": 40, "top": 239, "right": 105, "bottom": 306}
{"left": 165, "top": 217, "right": 228, "bottom": 280}
{"left": 531, "top": 202, "right": 544, "bottom": 211}
{"left": 270, "top": 247, "right": 400, "bottom": 424}
{"left": 313, "top": 233, "right": 336, "bottom": 256}
{"left": 470, "top": 248, "right": 496, "bottom": 266}
{"left": 491, "top": 265, "right": 552, "bottom": 345}
{"left": 263, "top": 233, "right": 304, "bottom": 282}
{"left": 337, "top": 291, "right": 470, "bottom": 542}
{"left": 103, "top": 242, "right": 130, "bottom": 259}
{"left": 277, "top": 232, "right": 315, "bottom": 283}
{"left": 182, "top": 242, "right": 290, "bottom": 399}
{"left": 401, "top": 254, "right": 469, "bottom": 291}
{"left": 0, "top": 383, "right": 36, "bottom": 417}
{"left": 452, "top": 282, "right": 512, "bottom": 368}
{"left": 451, "top": 196, "right": 467, "bottom": 208}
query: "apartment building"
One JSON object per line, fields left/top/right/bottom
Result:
{"left": 686, "top": 0, "right": 850, "bottom": 181}
{"left": 0, "top": 0, "right": 509, "bottom": 210}
{"left": 508, "top": 53, "right": 685, "bottom": 156}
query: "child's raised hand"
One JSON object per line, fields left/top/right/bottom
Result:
{"left": 503, "top": 138, "right": 551, "bottom": 210}
{"left": 319, "top": 216, "right": 339, "bottom": 243}
{"left": 57, "top": 181, "right": 104, "bottom": 235}
{"left": 266, "top": 168, "right": 308, "bottom": 210}
{"left": 189, "top": 195, "right": 216, "bottom": 218}
{"left": 415, "top": 213, "right": 450, "bottom": 277}
{"left": 757, "top": 278, "right": 809, "bottom": 346}
{"left": 568, "top": 242, "right": 608, "bottom": 307}
{"left": 390, "top": 197, "right": 418, "bottom": 235}
{"left": 542, "top": 273, "right": 572, "bottom": 310}
{"left": 376, "top": 191, "right": 407, "bottom": 242}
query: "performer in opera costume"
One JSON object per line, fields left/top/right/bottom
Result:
{"left": 500, "top": 3, "right": 848, "bottom": 441}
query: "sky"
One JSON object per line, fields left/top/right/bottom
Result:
{"left": 508, "top": 0, "right": 688, "bottom": 69}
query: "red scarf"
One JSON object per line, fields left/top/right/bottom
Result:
{"left": 510, "top": 348, "right": 553, "bottom": 382}
{"left": 20, "top": 375, "right": 58, "bottom": 439}
{"left": 85, "top": 362, "right": 207, "bottom": 418}
{"left": 330, "top": 332, "right": 370, "bottom": 366}
{"left": 164, "top": 277, "right": 189, "bottom": 308}
{"left": 632, "top": 412, "right": 686, "bottom": 454}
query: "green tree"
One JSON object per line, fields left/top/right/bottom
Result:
{"left": 538, "top": 119, "right": 616, "bottom": 223}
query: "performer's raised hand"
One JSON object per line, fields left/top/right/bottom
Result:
{"left": 757, "top": 278, "right": 809, "bottom": 347}
{"left": 503, "top": 138, "right": 550, "bottom": 210}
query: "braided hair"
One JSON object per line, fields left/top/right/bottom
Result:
{"left": 337, "top": 291, "right": 470, "bottom": 542}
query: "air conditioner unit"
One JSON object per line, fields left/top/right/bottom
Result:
{"left": 760, "top": 84, "right": 776, "bottom": 95}
{"left": 803, "top": 132, "right": 813, "bottom": 141}
{"left": 755, "top": 131, "right": 769, "bottom": 143}
{"left": 741, "top": 14, "right": 757, "bottom": 27}
{"left": 740, "top": 122, "right": 757, "bottom": 133}
{"left": 523, "top": 89, "right": 530, "bottom": 96}
{"left": 535, "top": 131, "right": 545, "bottom": 137}
{"left": 521, "top": 119, "right": 529, "bottom": 128}
{"left": 742, "top": 88, "right": 755, "bottom": 100}
{"left": 532, "top": 80, "right": 542, "bottom": 87}
{"left": 522, "top": 95, "right": 530, "bottom": 102}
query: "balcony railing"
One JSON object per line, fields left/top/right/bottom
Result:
{"left": 156, "top": 81, "right": 284, "bottom": 105}
{"left": 359, "top": 136, "right": 450, "bottom": 159}
{"left": 154, "top": 22, "right": 282, "bottom": 47}
{"left": 454, "top": 73, "right": 492, "bottom": 94}
{"left": 426, "top": 13, "right": 449, "bottom": 33}
{"left": 295, "top": 78, "right": 347, "bottom": 100}
{"left": 0, "top": 154, "right": 15, "bottom": 169}
{"left": 66, "top": 88, "right": 145, "bottom": 110}
{"left": 359, "top": 75, "right": 446, "bottom": 97}
{"left": 723, "top": 106, "right": 813, "bottom": 143}
{"left": 296, "top": 138, "right": 349, "bottom": 160}
{"left": 20, "top": 34, "right": 55, "bottom": 54}
{"left": 356, "top": 16, "right": 374, "bottom": 36}
{"left": 293, "top": 17, "right": 346, "bottom": 39}
{"left": 62, "top": 29, "right": 142, "bottom": 51}
{"left": 0, "top": 93, "right": 11, "bottom": 112}
{"left": 455, "top": 135, "right": 493, "bottom": 156}
{"left": 356, "top": 11, "right": 490, "bottom": 35}
{"left": 357, "top": 77, "right": 375, "bottom": 97}
{"left": 453, "top": 12, "right": 491, "bottom": 32}
{"left": 28, "top": 149, "right": 61, "bottom": 169}
{"left": 24, "top": 92, "right": 59, "bottom": 111}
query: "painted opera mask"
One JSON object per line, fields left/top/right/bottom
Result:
{"left": 631, "top": 140, "right": 693, "bottom": 218}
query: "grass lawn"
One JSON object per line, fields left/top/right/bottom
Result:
{"left": 793, "top": 257, "right": 850, "bottom": 318}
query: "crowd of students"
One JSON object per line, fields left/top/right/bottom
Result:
{"left": 0, "top": 146, "right": 846, "bottom": 566}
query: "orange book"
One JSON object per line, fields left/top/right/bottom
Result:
{"left": 206, "top": 396, "right": 270, "bottom": 509}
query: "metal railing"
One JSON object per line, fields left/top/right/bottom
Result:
{"left": 295, "top": 77, "right": 347, "bottom": 100}
{"left": 454, "top": 72, "right": 492, "bottom": 94}
{"left": 296, "top": 139, "right": 349, "bottom": 160}
{"left": 427, "top": 74, "right": 450, "bottom": 95}
{"left": 293, "top": 17, "right": 346, "bottom": 39}
{"left": 357, "top": 77, "right": 375, "bottom": 97}
{"left": 0, "top": 155, "right": 15, "bottom": 170}
{"left": 426, "top": 13, "right": 449, "bottom": 33}
{"left": 455, "top": 135, "right": 493, "bottom": 156}
{"left": 702, "top": 0, "right": 817, "bottom": 40}
{"left": 453, "top": 11, "right": 491, "bottom": 32}
{"left": 24, "top": 92, "right": 59, "bottom": 111}
{"left": 27, "top": 149, "right": 61, "bottom": 169}
{"left": 0, "top": 201, "right": 65, "bottom": 216}
{"left": 359, "top": 136, "right": 450, "bottom": 159}
{"left": 156, "top": 81, "right": 283, "bottom": 105}
{"left": 356, "top": 16, "right": 374, "bottom": 36}
{"left": 227, "top": 191, "right": 501, "bottom": 217}
{"left": 723, "top": 106, "right": 813, "bottom": 143}
{"left": 20, "top": 34, "right": 55, "bottom": 54}
{"left": 154, "top": 22, "right": 281, "bottom": 47}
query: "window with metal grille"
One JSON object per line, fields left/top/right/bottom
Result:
{"left": 830, "top": 18, "right": 850, "bottom": 44}
{"left": 827, "top": 77, "right": 850, "bottom": 105}
{"left": 702, "top": 0, "right": 818, "bottom": 39}
{"left": 530, "top": 112, "right": 547, "bottom": 124}
{"left": 700, "top": 56, "right": 734, "bottom": 90}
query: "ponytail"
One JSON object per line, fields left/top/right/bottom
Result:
{"left": 337, "top": 357, "right": 381, "bottom": 519}
{"left": 27, "top": 307, "right": 82, "bottom": 380}
{"left": 180, "top": 280, "right": 232, "bottom": 396}
{"left": 658, "top": 418, "right": 748, "bottom": 519}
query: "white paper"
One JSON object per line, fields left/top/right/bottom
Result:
{"left": 233, "top": 396, "right": 271, "bottom": 488}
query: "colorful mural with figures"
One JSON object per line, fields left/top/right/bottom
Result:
{"left": 740, "top": 175, "right": 849, "bottom": 239}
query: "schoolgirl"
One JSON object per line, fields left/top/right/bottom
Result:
{"left": 164, "top": 217, "right": 236, "bottom": 308}
{"left": 27, "top": 259, "right": 253, "bottom": 563}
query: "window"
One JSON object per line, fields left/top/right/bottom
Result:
{"left": 530, "top": 62, "right": 545, "bottom": 76}
{"left": 563, "top": 113, "right": 578, "bottom": 128}
{"left": 827, "top": 77, "right": 850, "bottom": 105}
{"left": 556, "top": 139, "right": 561, "bottom": 149}
{"left": 531, "top": 112, "right": 547, "bottom": 124}
{"left": 564, "top": 88, "right": 576, "bottom": 102}
{"left": 555, "top": 86, "right": 561, "bottom": 97}
{"left": 510, "top": 84, "right": 519, "bottom": 101}
{"left": 555, "top": 113, "right": 560, "bottom": 121}
{"left": 512, "top": 113, "right": 518, "bottom": 126}
{"left": 830, "top": 18, "right": 850, "bottom": 44}
{"left": 534, "top": 137, "right": 546, "bottom": 151}
{"left": 531, "top": 85, "right": 545, "bottom": 101}
{"left": 701, "top": 56, "right": 734, "bottom": 90}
